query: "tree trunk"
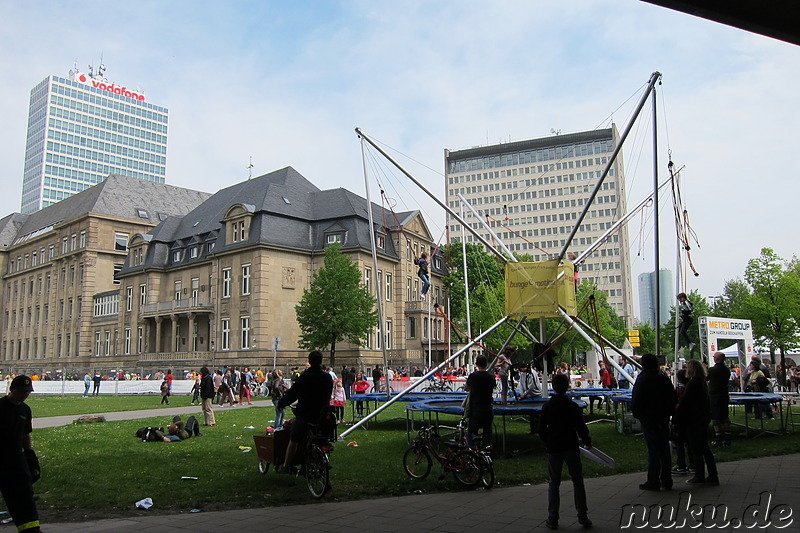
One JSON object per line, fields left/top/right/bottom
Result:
{"left": 329, "top": 340, "right": 337, "bottom": 370}
{"left": 779, "top": 346, "right": 787, "bottom": 388}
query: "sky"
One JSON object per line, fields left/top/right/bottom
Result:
{"left": 1, "top": 0, "right": 798, "bottom": 321}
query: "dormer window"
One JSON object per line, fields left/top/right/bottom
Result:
{"left": 190, "top": 247, "right": 199, "bottom": 259}
{"left": 224, "top": 204, "right": 254, "bottom": 245}
{"left": 136, "top": 209, "right": 149, "bottom": 219}
{"left": 173, "top": 250, "right": 182, "bottom": 263}
{"left": 326, "top": 233, "right": 342, "bottom": 245}
{"left": 376, "top": 234, "right": 385, "bottom": 249}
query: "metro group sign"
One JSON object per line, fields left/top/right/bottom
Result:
{"left": 75, "top": 73, "right": 146, "bottom": 101}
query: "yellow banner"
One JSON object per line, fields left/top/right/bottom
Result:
{"left": 505, "top": 260, "right": 577, "bottom": 319}
{"left": 628, "top": 329, "right": 639, "bottom": 337}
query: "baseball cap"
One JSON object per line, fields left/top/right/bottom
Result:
{"left": 10, "top": 375, "right": 34, "bottom": 392}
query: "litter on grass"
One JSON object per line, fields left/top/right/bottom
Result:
{"left": 239, "top": 446, "right": 252, "bottom": 452}
{"left": 181, "top": 477, "right": 198, "bottom": 481}
{"left": 347, "top": 441, "right": 358, "bottom": 447}
{"left": 135, "top": 498, "right": 153, "bottom": 510}
{"left": 244, "top": 426, "right": 255, "bottom": 429}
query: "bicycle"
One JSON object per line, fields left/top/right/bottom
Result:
{"left": 456, "top": 418, "right": 494, "bottom": 489}
{"left": 422, "top": 377, "right": 454, "bottom": 393}
{"left": 304, "top": 416, "right": 335, "bottom": 499}
{"left": 402, "top": 426, "right": 483, "bottom": 488}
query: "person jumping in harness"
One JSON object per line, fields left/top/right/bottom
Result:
{"left": 677, "top": 293, "right": 696, "bottom": 352}
{"left": 414, "top": 252, "right": 430, "bottom": 300}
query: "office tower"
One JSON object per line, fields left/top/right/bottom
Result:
{"left": 444, "top": 127, "right": 634, "bottom": 324}
{"left": 20, "top": 65, "right": 168, "bottom": 213}
{"left": 638, "top": 269, "right": 674, "bottom": 326}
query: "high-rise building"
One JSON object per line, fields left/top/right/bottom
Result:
{"left": 637, "top": 269, "right": 674, "bottom": 326}
{"left": 20, "top": 66, "right": 168, "bottom": 214}
{"left": 444, "top": 127, "right": 634, "bottom": 324}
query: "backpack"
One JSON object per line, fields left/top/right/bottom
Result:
{"left": 135, "top": 427, "right": 164, "bottom": 442}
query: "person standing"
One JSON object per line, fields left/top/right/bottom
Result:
{"left": 83, "top": 372, "right": 91, "bottom": 398}
{"left": 160, "top": 379, "right": 170, "bottom": 405}
{"left": 539, "top": 373, "right": 592, "bottom": 530}
{"left": 707, "top": 351, "right": 732, "bottom": 447}
{"left": 240, "top": 367, "right": 253, "bottom": 405}
{"left": 165, "top": 369, "right": 174, "bottom": 396}
{"left": 92, "top": 372, "right": 101, "bottom": 396}
{"left": 342, "top": 367, "right": 356, "bottom": 401}
{"left": 631, "top": 354, "right": 678, "bottom": 491}
{"left": 496, "top": 346, "right": 514, "bottom": 405}
{"left": 0, "top": 375, "right": 41, "bottom": 532}
{"left": 464, "top": 354, "right": 495, "bottom": 449}
{"left": 270, "top": 369, "right": 288, "bottom": 429}
{"left": 677, "top": 360, "right": 719, "bottom": 485}
{"left": 616, "top": 356, "right": 635, "bottom": 390}
{"left": 190, "top": 376, "right": 201, "bottom": 406}
{"left": 371, "top": 365, "right": 383, "bottom": 392}
{"left": 199, "top": 366, "right": 215, "bottom": 427}
{"left": 677, "top": 293, "right": 696, "bottom": 353}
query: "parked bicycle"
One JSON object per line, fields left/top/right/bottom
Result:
{"left": 422, "top": 377, "right": 457, "bottom": 393}
{"left": 402, "top": 426, "right": 483, "bottom": 488}
{"left": 457, "top": 418, "right": 494, "bottom": 489}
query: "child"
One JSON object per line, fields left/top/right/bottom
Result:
{"left": 160, "top": 379, "right": 170, "bottom": 405}
{"left": 539, "top": 373, "right": 592, "bottom": 530}
{"left": 271, "top": 370, "right": 287, "bottom": 429}
{"left": 415, "top": 252, "right": 430, "bottom": 299}
{"left": 190, "top": 377, "right": 201, "bottom": 405}
{"left": 352, "top": 371, "right": 370, "bottom": 416}
{"left": 670, "top": 368, "right": 694, "bottom": 475}
{"left": 331, "top": 379, "right": 346, "bottom": 423}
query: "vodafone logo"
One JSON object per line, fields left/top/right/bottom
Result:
{"left": 74, "top": 74, "right": 146, "bottom": 101}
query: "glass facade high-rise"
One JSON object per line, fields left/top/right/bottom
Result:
{"left": 444, "top": 127, "right": 634, "bottom": 325}
{"left": 20, "top": 69, "right": 168, "bottom": 213}
{"left": 637, "top": 269, "right": 674, "bottom": 326}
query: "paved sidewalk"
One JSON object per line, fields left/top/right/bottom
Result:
{"left": 32, "top": 400, "right": 272, "bottom": 429}
{"left": 45, "top": 453, "right": 799, "bottom": 532}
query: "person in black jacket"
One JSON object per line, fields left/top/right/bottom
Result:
{"left": 707, "top": 351, "right": 732, "bottom": 447}
{"left": 199, "top": 366, "right": 216, "bottom": 426}
{"left": 539, "top": 373, "right": 592, "bottom": 530}
{"left": 677, "top": 360, "right": 719, "bottom": 485}
{"left": 631, "top": 353, "right": 678, "bottom": 491}
{"left": 277, "top": 351, "right": 334, "bottom": 472}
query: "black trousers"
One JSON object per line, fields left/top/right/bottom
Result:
{"left": 0, "top": 456, "right": 39, "bottom": 532}
{"left": 641, "top": 421, "right": 672, "bottom": 487}
{"left": 547, "top": 450, "right": 587, "bottom": 522}
{"left": 685, "top": 422, "right": 718, "bottom": 480}
{"left": 467, "top": 405, "right": 493, "bottom": 448}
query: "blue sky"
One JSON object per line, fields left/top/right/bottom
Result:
{"left": 1, "top": 1, "right": 798, "bottom": 320}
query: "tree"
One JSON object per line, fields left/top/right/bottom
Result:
{"left": 715, "top": 278, "right": 750, "bottom": 318}
{"left": 295, "top": 243, "right": 378, "bottom": 368}
{"left": 742, "top": 248, "right": 800, "bottom": 383}
{"left": 632, "top": 322, "right": 656, "bottom": 356}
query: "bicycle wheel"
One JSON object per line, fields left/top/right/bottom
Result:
{"left": 306, "top": 446, "right": 330, "bottom": 499}
{"left": 451, "top": 449, "right": 483, "bottom": 488}
{"left": 422, "top": 386, "right": 436, "bottom": 393}
{"left": 479, "top": 454, "right": 494, "bottom": 489}
{"left": 257, "top": 459, "right": 270, "bottom": 474}
{"left": 403, "top": 446, "right": 433, "bottom": 479}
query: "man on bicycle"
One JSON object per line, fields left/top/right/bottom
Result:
{"left": 276, "top": 351, "right": 333, "bottom": 473}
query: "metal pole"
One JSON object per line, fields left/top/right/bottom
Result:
{"left": 458, "top": 193, "right": 515, "bottom": 261}
{"left": 557, "top": 71, "right": 662, "bottom": 262}
{"left": 355, "top": 128, "right": 506, "bottom": 263}
{"left": 339, "top": 313, "right": 511, "bottom": 440}
{"left": 360, "top": 136, "right": 391, "bottom": 401}
{"left": 558, "top": 308, "right": 635, "bottom": 383}
{"left": 540, "top": 317, "right": 549, "bottom": 398}
{"left": 652, "top": 82, "right": 661, "bottom": 355}
{"left": 460, "top": 201, "right": 472, "bottom": 368}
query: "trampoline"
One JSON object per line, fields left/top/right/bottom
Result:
{"left": 610, "top": 391, "right": 785, "bottom": 438}
{"left": 405, "top": 397, "right": 588, "bottom": 455}
{"left": 349, "top": 391, "right": 467, "bottom": 426}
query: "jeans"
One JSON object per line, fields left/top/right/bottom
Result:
{"left": 274, "top": 406, "right": 286, "bottom": 429}
{"left": 419, "top": 273, "right": 430, "bottom": 295}
{"left": 685, "top": 422, "right": 718, "bottom": 480}
{"left": 547, "top": 450, "right": 587, "bottom": 522}
{"left": 641, "top": 420, "right": 672, "bottom": 487}
{"left": 83, "top": 383, "right": 90, "bottom": 397}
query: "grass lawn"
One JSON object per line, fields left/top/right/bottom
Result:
{"left": 30, "top": 398, "right": 800, "bottom": 523}
{"left": 28, "top": 394, "right": 271, "bottom": 418}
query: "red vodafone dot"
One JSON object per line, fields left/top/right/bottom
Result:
{"left": 78, "top": 74, "right": 87, "bottom": 82}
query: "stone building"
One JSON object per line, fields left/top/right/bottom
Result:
{"left": 0, "top": 175, "right": 211, "bottom": 373}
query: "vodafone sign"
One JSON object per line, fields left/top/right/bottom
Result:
{"left": 75, "top": 73, "right": 146, "bottom": 101}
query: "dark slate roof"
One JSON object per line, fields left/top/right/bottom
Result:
{"left": 446, "top": 128, "right": 613, "bottom": 161}
{"left": 137, "top": 166, "right": 434, "bottom": 270}
{"left": 11, "top": 174, "right": 212, "bottom": 240}
{"left": 0, "top": 213, "right": 29, "bottom": 248}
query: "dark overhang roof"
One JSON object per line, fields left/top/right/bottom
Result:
{"left": 641, "top": 1, "right": 800, "bottom": 46}
{"left": 446, "top": 129, "right": 613, "bottom": 162}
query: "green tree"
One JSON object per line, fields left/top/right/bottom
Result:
{"left": 632, "top": 322, "right": 656, "bottom": 355}
{"left": 295, "top": 243, "right": 378, "bottom": 368}
{"left": 715, "top": 278, "right": 750, "bottom": 318}
{"left": 742, "top": 248, "right": 800, "bottom": 382}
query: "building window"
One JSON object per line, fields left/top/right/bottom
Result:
{"left": 49, "top": 245, "right": 54, "bottom": 260}
{"left": 139, "top": 284, "right": 147, "bottom": 306}
{"left": 115, "top": 232, "right": 129, "bottom": 252}
{"left": 364, "top": 267, "right": 371, "bottom": 294}
{"left": 104, "top": 330, "right": 111, "bottom": 356}
{"left": 191, "top": 278, "right": 199, "bottom": 305}
{"left": 408, "top": 317, "right": 416, "bottom": 339}
{"left": 221, "top": 319, "right": 230, "bottom": 350}
{"left": 124, "top": 328, "right": 131, "bottom": 354}
{"left": 62, "top": 237, "right": 68, "bottom": 254}
{"left": 71, "top": 233, "right": 77, "bottom": 251}
{"left": 126, "top": 286, "right": 133, "bottom": 311}
{"left": 190, "top": 247, "right": 198, "bottom": 259}
{"left": 241, "top": 265, "right": 251, "bottom": 295}
{"left": 385, "top": 273, "right": 392, "bottom": 301}
{"left": 175, "top": 323, "right": 181, "bottom": 352}
{"left": 113, "top": 264, "right": 122, "bottom": 285}
{"left": 173, "top": 250, "right": 182, "bottom": 263}
{"left": 241, "top": 316, "right": 250, "bottom": 349}
{"left": 376, "top": 234, "right": 385, "bottom": 249}
{"left": 95, "top": 332, "right": 101, "bottom": 356}
{"left": 174, "top": 280, "right": 182, "bottom": 302}
{"left": 326, "top": 233, "right": 341, "bottom": 245}
{"left": 80, "top": 231, "right": 86, "bottom": 248}
{"left": 137, "top": 327, "right": 144, "bottom": 353}
{"left": 222, "top": 268, "right": 231, "bottom": 298}
{"left": 386, "top": 319, "right": 393, "bottom": 349}
{"left": 32, "top": 252, "right": 37, "bottom": 267}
